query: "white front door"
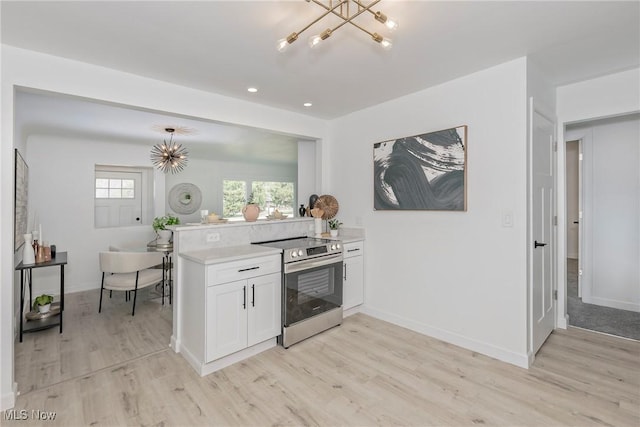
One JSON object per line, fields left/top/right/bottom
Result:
{"left": 531, "top": 104, "right": 556, "bottom": 355}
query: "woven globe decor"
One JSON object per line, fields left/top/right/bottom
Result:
{"left": 314, "top": 195, "right": 339, "bottom": 220}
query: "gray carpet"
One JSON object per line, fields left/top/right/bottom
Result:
{"left": 567, "top": 258, "right": 640, "bottom": 340}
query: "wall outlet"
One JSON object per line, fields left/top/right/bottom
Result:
{"left": 206, "top": 232, "right": 220, "bottom": 242}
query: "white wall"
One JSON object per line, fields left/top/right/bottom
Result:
{"left": 328, "top": 58, "right": 530, "bottom": 367}
{"left": 25, "top": 134, "right": 165, "bottom": 294}
{"left": 566, "top": 115, "right": 639, "bottom": 312}
{"left": 297, "top": 140, "right": 317, "bottom": 211}
{"left": 0, "top": 45, "right": 329, "bottom": 410}
{"left": 556, "top": 68, "right": 640, "bottom": 327}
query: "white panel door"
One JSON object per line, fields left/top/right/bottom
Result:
{"left": 94, "top": 171, "right": 142, "bottom": 228}
{"left": 206, "top": 280, "right": 248, "bottom": 362}
{"left": 247, "top": 273, "right": 281, "bottom": 346}
{"left": 531, "top": 107, "right": 555, "bottom": 355}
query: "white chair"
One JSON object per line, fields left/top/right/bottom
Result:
{"left": 108, "top": 244, "right": 171, "bottom": 305}
{"left": 98, "top": 251, "right": 164, "bottom": 316}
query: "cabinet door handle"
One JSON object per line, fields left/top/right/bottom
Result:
{"left": 251, "top": 284, "right": 255, "bottom": 307}
{"left": 238, "top": 266, "right": 260, "bottom": 273}
{"left": 347, "top": 248, "right": 360, "bottom": 253}
{"left": 242, "top": 285, "right": 246, "bottom": 309}
{"left": 344, "top": 263, "right": 347, "bottom": 280}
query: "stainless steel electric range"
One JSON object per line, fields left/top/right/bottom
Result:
{"left": 254, "top": 236, "right": 343, "bottom": 348}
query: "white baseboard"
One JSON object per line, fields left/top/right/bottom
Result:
{"left": 557, "top": 313, "right": 569, "bottom": 329}
{"left": 583, "top": 296, "right": 640, "bottom": 313}
{"left": 527, "top": 351, "right": 535, "bottom": 368}
{"left": 170, "top": 335, "right": 179, "bottom": 353}
{"left": 61, "top": 282, "right": 101, "bottom": 295}
{"left": 1, "top": 382, "right": 17, "bottom": 411}
{"left": 180, "top": 339, "right": 277, "bottom": 377}
{"left": 343, "top": 305, "right": 361, "bottom": 318}
{"left": 360, "top": 306, "right": 530, "bottom": 369}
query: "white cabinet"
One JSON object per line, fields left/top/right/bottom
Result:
{"left": 343, "top": 241, "right": 364, "bottom": 311}
{"left": 205, "top": 280, "right": 248, "bottom": 361}
{"left": 180, "top": 254, "right": 281, "bottom": 373}
{"left": 206, "top": 271, "right": 281, "bottom": 362}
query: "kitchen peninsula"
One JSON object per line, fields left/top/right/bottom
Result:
{"left": 172, "top": 218, "right": 293, "bottom": 370}
{"left": 170, "top": 218, "right": 365, "bottom": 375}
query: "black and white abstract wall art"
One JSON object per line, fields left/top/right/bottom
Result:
{"left": 373, "top": 125, "right": 467, "bottom": 211}
{"left": 14, "top": 148, "right": 29, "bottom": 250}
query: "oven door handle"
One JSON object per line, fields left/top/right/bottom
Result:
{"left": 284, "top": 253, "right": 343, "bottom": 274}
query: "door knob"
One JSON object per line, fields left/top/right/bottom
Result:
{"left": 534, "top": 240, "right": 547, "bottom": 248}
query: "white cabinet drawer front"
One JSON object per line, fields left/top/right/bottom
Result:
{"left": 207, "top": 255, "right": 281, "bottom": 285}
{"left": 343, "top": 241, "right": 364, "bottom": 258}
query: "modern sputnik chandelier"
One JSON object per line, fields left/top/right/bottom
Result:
{"left": 277, "top": 0, "right": 398, "bottom": 52}
{"left": 150, "top": 127, "right": 189, "bottom": 174}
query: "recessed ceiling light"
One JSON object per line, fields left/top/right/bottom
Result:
{"left": 303, "top": 102, "right": 312, "bottom": 107}
{"left": 247, "top": 87, "right": 258, "bottom": 93}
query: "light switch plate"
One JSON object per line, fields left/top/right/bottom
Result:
{"left": 502, "top": 210, "right": 514, "bottom": 228}
{"left": 206, "top": 232, "right": 220, "bottom": 242}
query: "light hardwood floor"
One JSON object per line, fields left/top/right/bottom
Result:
{"left": 5, "top": 289, "right": 639, "bottom": 426}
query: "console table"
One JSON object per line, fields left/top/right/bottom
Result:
{"left": 16, "top": 252, "right": 68, "bottom": 342}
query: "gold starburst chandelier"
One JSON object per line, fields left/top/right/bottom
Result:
{"left": 277, "top": 0, "right": 398, "bottom": 52}
{"left": 150, "top": 128, "right": 189, "bottom": 174}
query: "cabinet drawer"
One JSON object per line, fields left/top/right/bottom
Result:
{"left": 207, "top": 255, "right": 281, "bottom": 286}
{"left": 343, "top": 241, "right": 364, "bottom": 258}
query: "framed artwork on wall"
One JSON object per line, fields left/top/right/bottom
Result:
{"left": 14, "top": 148, "right": 29, "bottom": 251}
{"left": 373, "top": 125, "right": 467, "bottom": 211}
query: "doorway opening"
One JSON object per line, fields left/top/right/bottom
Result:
{"left": 563, "top": 114, "right": 640, "bottom": 341}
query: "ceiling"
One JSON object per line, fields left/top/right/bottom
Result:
{"left": 3, "top": 1, "right": 639, "bottom": 163}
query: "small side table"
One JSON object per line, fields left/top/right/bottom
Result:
{"left": 147, "top": 243, "right": 173, "bottom": 305}
{"left": 16, "top": 252, "right": 68, "bottom": 342}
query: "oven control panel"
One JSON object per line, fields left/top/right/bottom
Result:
{"left": 289, "top": 242, "right": 341, "bottom": 261}
{"left": 254, "top": 237, "right": 343, "bottom": 264}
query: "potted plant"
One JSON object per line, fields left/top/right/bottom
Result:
{"left": 33, "top": 294, "right": 53, "bottom": 314}
{"left": 328, "top": 218, "right": 343, "bottom": 237}
{"left": 153, "top": 214, "right": 180, "bottom": 245}
{"left": 242, "top": 192, "right": 260, "bottom": 222}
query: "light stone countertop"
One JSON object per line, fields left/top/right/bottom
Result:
{"left": 328, "top": 227, "right": 365, "bottom": 244}
{"left": 171, "top": 217, "right": 312, "bottom": 232}
{"left": 179, "top": 244, "right": 282, "bottom": 265}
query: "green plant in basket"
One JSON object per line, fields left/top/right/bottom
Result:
{"left": 152, "top": 214, "right": 180, "bottom": 231}
{"left": 328, "top": 219, "right": 343, "bottom": 230}
{"left": 33, "top": 294, "right": 53, "bottom": 311}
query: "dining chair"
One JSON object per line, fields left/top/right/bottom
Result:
{"left": 98, "top": 251, "right": 164, "bottom": 316}
{"left": 108, "top": 244, "right": 170, "bottom": 304}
